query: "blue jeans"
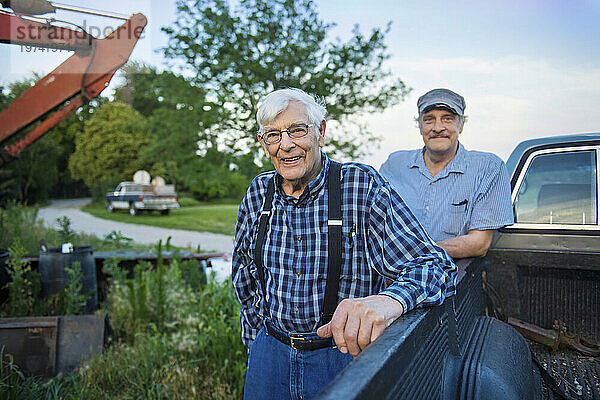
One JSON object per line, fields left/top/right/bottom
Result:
{"left": 244, "top": 322, "right": 353, "bottom": 400}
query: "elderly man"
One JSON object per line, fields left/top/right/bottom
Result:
{"left": 380, "top": 88, "right": 513, "bottom": 259}
{"left": 232, "top": 88, "right": 457, "bottom": 400}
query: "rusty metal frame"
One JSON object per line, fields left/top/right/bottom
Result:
{"left": 0, "top": 10, "right": 147, "bottom": 166}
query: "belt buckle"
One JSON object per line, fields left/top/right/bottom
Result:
{"left": 290, "top": 334, "right": 306, "bottom": 350}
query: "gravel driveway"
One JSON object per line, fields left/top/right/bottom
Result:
{"left": 37, "top": 198, "right": 234, "bottom": 254}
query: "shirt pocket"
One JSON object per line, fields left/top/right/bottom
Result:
{"left": 443, "top": 198, "right": 468, "bottom": 236}
{"left": 339, "top": 223, "right": 365, "bottom": 288}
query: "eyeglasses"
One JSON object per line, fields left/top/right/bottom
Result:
{"left": 260, "top": 123, "right": 315, "bottom": 145}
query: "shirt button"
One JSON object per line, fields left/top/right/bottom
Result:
{"left": 296, "top": 272, "right": 301, "bottom": 277}
{"left": 297, "top": 236, "right": 302, "bottom": 242}
{"left": 425, "top": 206, "right": 430, "bottom": 211}
{"left": 294, "top": 306, "right": 299, "bottom": 311}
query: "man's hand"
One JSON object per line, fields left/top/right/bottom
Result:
{"left": 316, "top": 294, "right": 404, "bottom": 357}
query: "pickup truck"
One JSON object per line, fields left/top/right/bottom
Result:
{"left": 318, "top": 133, "right": 600, "bottom": 400}
{"left": 105, "top": 182, "right": 179, "bottom": 216}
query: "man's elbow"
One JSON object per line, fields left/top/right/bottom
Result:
{"left": 473, "top": 237, "right": 494, "bottom": 257}
{"left": 469, "top": 230, "right": 495, "bottom": 258}
{"left": 458, "top": 245, "right": 488, "bottom": 259}
{"left": 474, "top": 245, "right": 489, "bottom": 258}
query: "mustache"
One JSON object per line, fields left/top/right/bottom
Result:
{"left": 429, "top": 134, "right": 449, "bottom": 139}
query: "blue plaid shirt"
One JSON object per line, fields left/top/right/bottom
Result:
{"left": 232, "top": 154, "right": 457, "bottom": 347}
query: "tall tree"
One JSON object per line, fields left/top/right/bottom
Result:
{"left": 114, "top": 62, "right": 217, "bottom": 173}
{"left": 163, "top": 0, "right": 410, "bottom": 160}
{"left": 48, "top": 98, "right": 108, "bottom": 199}
{"left": 114, "top": 62, "right": 257, "bottom": 200}
{"left": 68, "top": 102, "right": 149, "bottom": 198}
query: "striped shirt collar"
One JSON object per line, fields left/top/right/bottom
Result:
{"left": 409, "top": 142, "right": 467, "bottom": 178}
{"left": 275, "top": 152, "right": 329, "bottom": 204}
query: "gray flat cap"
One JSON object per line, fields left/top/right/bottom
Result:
{"left": 417, "top": 88, "right": 466, "bottom": 116}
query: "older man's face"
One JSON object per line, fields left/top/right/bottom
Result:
{"left": 420, "top": 108, "right": 463, "bottom": 156}
{"left": 259, "top": 101, "right": 325, "bottom": 196}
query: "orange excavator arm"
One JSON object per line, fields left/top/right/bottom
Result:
{"left": 0, "top": 2, "right": 147, "bottom": 166}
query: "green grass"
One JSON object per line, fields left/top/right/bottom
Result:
{"left": 82, "top": 199, "right": 239, "bottom": 236}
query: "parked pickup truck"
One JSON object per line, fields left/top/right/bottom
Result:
{"left": 318, "top": 133, "right": 600, "bottom": 400}
{"left": 105, "top": 182, "right": 179, "bottom": 216}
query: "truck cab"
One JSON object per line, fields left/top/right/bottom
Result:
{"left": 106, "top": 182, "right": 179, "bottom": 216}
{"left": 491, "top": 133, "right": 599, "bottom": 349}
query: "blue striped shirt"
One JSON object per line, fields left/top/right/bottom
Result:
{"left": 232, "top": 154, "right": 457, "bottom": 347}
{"left": 380, "top": 143, "right": 514, "bottom": 242}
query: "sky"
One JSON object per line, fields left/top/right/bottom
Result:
{"left": 2, "top": 0, "right": 599, "bottom": 168}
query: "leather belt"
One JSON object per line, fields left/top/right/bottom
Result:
{"left": 265, "top": 321, "right": 334, "bottom": 351}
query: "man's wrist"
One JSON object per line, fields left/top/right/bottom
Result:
{"left": 377, "top": 292, "right": 407, "bottom": 318}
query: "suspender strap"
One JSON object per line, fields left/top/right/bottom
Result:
{"left": 255, "top": 177, "right": 275, "bottom": 303}
{"left": 320, "top": 161, "right": 342, "bottom": 326}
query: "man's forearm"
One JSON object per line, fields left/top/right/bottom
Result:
{"left": 437, "top": 229, "right": 494, "bottom": 259}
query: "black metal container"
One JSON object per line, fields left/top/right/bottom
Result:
{"left": 38, "top": 246, "right": 98, "bottom": 313}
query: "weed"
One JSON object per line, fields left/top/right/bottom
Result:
{"left": 63, "top": 261, "right": 92, "bottom": 315}
{"left": 102, "top": 231, "right": 133, "bottom": 249}
{"left": 0, "top": 242, "right": 42, "bottom": 317}
{"left": 0, "top": 346, "right": 72, "bottom": 400}
{"left": 55, "top": 216, "right": 76, "bottom": 244}
{"left": 154, "top": 240, "right": 166, "bottom": 333}
{"left": 102, "top": 257, "right": 127, "bottom": 282}
{"left": 0, "top": 202, "right": 59, "bottom": 254}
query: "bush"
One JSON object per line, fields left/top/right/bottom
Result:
{"left": 101, "top": 249, "right": 246, "bottom": 398}
{"left": 0, "top": 237, "right": 247, "bottom": 399}
{"left": 101, "top": 230, "right": 133, "bottom": 249}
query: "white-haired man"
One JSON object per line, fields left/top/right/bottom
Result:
{"left": 380, "top": 88, "right": 514, "bottom": 259}
{"left": 232, "top": 88, "right": 457, "bottom": 400}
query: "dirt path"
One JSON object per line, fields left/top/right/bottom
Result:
{"left": 37, "top": 199, "right": 234, "bottom": 254}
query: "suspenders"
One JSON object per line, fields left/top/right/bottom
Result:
{"left": 254, "top": 179, "right": 275, "bottom": 308}
{"left": 322, "top": 161, "right": 342, "bottom": 326}
{"left": 254, "top": 161, "right": 342, "bottom": 328}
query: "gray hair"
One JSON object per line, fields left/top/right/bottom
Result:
{"left": 256, "top": 88, "right": 326, "bottom": 133}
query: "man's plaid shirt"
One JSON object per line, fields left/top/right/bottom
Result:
{"left": 232, "top": 154, "right": 457, "bottom": 347}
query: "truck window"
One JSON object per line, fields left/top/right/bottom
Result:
{"left": 514, "top": 150, "right": 597, "bottom": 225}
{"left": 124, "top": 185, "right": 142, "bottom": 192}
